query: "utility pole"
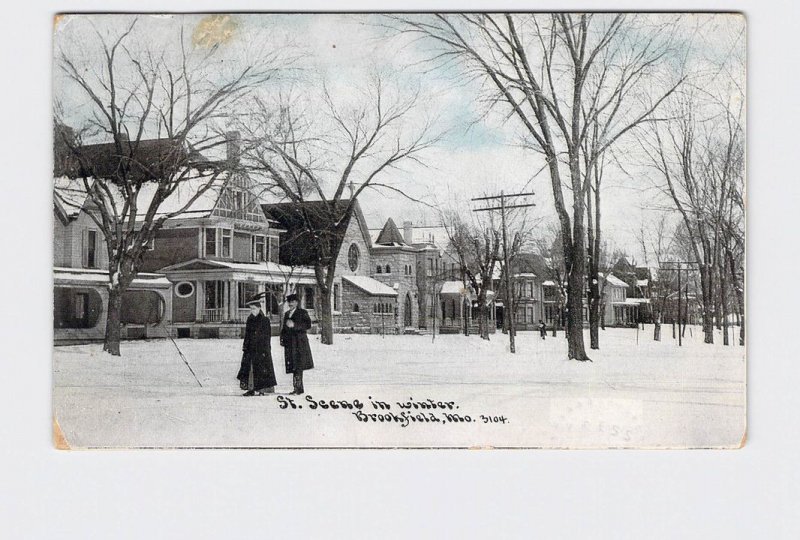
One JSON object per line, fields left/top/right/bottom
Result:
{"left": 472, "top": 191, "right": 535, "bottom": 354}
{"left": 660, "top": 261, "right": 697, "bottom": 347}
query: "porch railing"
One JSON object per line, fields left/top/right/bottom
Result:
{"left": 202, "top": 308, "right": 226, "bottom": 322}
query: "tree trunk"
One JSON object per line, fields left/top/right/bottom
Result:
{"left": 714, "top": 277, "right": 723, "bottom": 330}
{"left": 721, "top": 264, "right": 730, "bottom": 346}
{"left": 103, "top": 285, "right": 123, "bottom": 356}
{"left": 588, "top": 293, "right": 600, "bottom": 350}
{"left": 654, "top": 313, "right": 661, "bottom": 341}
{"left": 480, "top": 305, "right": 489, "bottom": 340}
{"left": 726, "top": 249, "right": 745, "bottom": 346}
{"left": 700, "top": 266, "right": 715, "bottom": 344}
{"left": 566, "top": 271, "right": 590, "bottom": 361}
{"left": 318, "top": 288, "right": 334, "bottom": 345}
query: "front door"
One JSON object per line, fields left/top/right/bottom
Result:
{"left": 404, "top": 293, "right": 413, "bottom": 327}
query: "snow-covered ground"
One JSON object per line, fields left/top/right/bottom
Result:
{"left": 53, "top": 326, "right": 745, "bottom": 448}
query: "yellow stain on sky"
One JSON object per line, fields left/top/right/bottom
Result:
{"left": 192, "top": 14, "right": 238, "bottom": 48}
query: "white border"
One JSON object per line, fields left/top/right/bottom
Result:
{"left": 2, "top": 2, "right": 798, "bottom": 538}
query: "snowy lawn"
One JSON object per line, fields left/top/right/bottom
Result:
{"left": 53, "top": 326, "right": 745, "bottom": 448}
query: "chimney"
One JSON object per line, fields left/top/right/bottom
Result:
{"left": 403, "top": 220, "right": 413, "bottom": 245}
{"left": 226, "top": 130, "right": 241, "bottom": 165}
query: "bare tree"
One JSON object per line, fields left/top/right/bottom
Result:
{"left": 638, "top": 216, "right": 678, "bottom": 341}
{"left": 441, "top": 210, "right": 501, "bottom": 340}
{"left": 241, "top": 74, "right": 439, "bottom": 345}
{"left": 639, "top": 86, "right": 743, "bottom": 344}
{"left": 388, "top": 14, "right": 683, "bottom": 360}
{"left": 54, "top": 17, "right": 280, "bottom": 355}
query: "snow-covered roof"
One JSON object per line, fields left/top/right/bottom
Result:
{"left": 612, "top": 298, "right": 649, "bottom": 306}
{"left": 159, "top": 258, "right": 315, "bottom": 277}
{"left": 604, "top": 274, "right": 628, "bottom": 288}
{"left": 542, "top": 280, "right": 556, "bottom": 287}
{"left": 342, "top": 275, "right": 398, "bottom": 297}
{"left": 514, "top": 272, "right": 537, "bottom": 278}
{"left": 53, "top": 172, "right": 227, "bottom": 221}
{"left": 54, "top": 177, "right": 93, "bottom": 218}
{"left": 440, "top": 281, "right": 467, "bottom": 295}
{"left": 636, "top": 279, "right": 649, "bottom": 287}
{"left": 54, "top": 267, "right": 171, "bottom": 288}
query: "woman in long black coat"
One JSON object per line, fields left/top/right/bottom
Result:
{"left": 237, "top": 299, "right": 277, "bottom": 396}
{"left": 280, "top": 293, "right": 314, "bottom": 395}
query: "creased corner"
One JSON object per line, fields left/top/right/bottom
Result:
{"left": 737, "top": 428, "right": 747, "bottom": 449}
{"left": 53, "top": 417, "right": 71, "bottom": 450}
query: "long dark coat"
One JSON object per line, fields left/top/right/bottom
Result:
{"left": 280, "top": 308, "right": 314, "bottom": 373}
{"left": 237, "top": 311, "right": 277, "bottom": 390}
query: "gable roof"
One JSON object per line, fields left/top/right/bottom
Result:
{"left": 374, "top": 218, "right": 406, "bottom": 246}
{"left": 53, "top": 173, "right": 227, "bottom": 222}
{"left": 56, "top": 138, "right": 206, "bottom": 183}
{"left": 603, "top": 273, "right": 628, "bottom": 288}
{"left": 262, "top": 199, "right": 372, "bottom": 266}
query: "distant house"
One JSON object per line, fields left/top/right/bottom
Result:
{"left": 53, "top": 135, "right": 315, "bottom": 342}
{"left": 53, "top": 176, "right": 172, "bottom": 343}
{"left": 599, "top": 273, "right": 642, "bottom": 327}
{"left": 611, "top": 256, "right": 653, "bottom": 323}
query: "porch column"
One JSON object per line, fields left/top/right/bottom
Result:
{"left": 231, "top": 280, "right": 239, "bottom": 320}
{"left": 195, "top": 280, "right": 204, "bottom": 322}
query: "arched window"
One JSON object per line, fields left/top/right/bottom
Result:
{"left": 353, "top": 303, "right": 360, "bottom": 313}
{"left": 385, "top": 264, "right": 391, "bottom": 273}
{"left": 348, "top": 243, "right": 360, "bottom": 271}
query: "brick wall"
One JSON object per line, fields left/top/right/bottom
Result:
{"left": 139, "top": 228, "right": 199, "bottom": 272}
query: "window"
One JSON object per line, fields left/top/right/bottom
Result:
{"left": 176, "top": 282, "right": 194, "bottom": 298}
{"left": 529, "top": 282, "right": 535, "bottom": 298}
{"left": 238, "top": 282, "right": 260, "bottom": 308}
{"left": 348, "top": 244, "right": 360, "bottom": 272}
{"left": 428, "top": 259, "right": 434, "bottom": 277}
{"left": 205, "top": 281, "right": 224, "bottom": 309}
{"left": 74, "top": 293, "right": 88, "bottom": 322}
{"left": 85, "top": 229, "right": 97, "bottom": 268}
{"left": 353, "top": 303, "right": 360, "bottom": 313}
{"left": 303, "top": 286, "right": 315, "bottom": 309}
{"left": 385, "top": 264, "right": 391, "bottom": 274}
{"left": 333, "top": 284, "right": 341, "bottom": 311}
{"left": 253, "top": 235, "right": 266, "bottom": 262}
{"left": 221, "top": 229, "right": 232, "bottom": 258}
{"left": 205, "top": 228, "right": 217, "bottom": 257}
{"left": 233, "top": 190, "right": 245, "bottom": 211}
{"left": 376, "top": 265, "right": 382, "bottom": 274}
{"left": 54, "top": 288, "right": 101, "bottom": 329}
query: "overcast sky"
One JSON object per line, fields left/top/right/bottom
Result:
{"left": 54, "top": 13, "right": 745, "bottom": 263}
